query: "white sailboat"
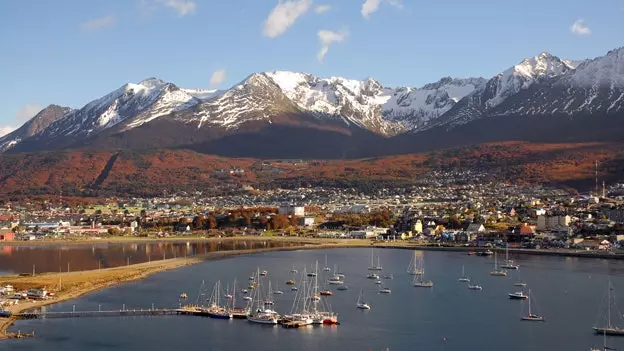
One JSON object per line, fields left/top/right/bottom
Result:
{"left": 593, "top": 280, "right": 624, "bottom": 336}
{"left": 407, "top": 251, "right": 424, "bottom": 275}
{"left": 520, "top": 289, "right": 544, "bottom": 321}
{"left": 490, "top": 252, "right": 508, "bottom": 276}
{"left": 468, "top": 282, "right": 483, "bottom": 291}
{"left": 323, "top": 254, "right": 331, "bottom": 272}
{"left": 356, "top": 288, "right": 371, "bottom": 309}
{"left": 412, "top": 259, "right": 433, "bottom": 287}
{"left": 458, "top": 265, "right": 470, "bottom": 282}
{"left": 247, "top": 268, "right": 279, "bottom": 325}
{"left": 500, "top": 244, "right": 519, "bottom": 270}
{"left": 591, "top": 330, "right": 615, "bottom": 351}
{"left": 368, "top": 248, "right": 383, "bottom": 271}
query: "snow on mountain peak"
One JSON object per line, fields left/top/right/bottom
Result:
{"left": 138, "top": 77, "right": 167, "bottom": 89}
{"left": 567, "top": 46, "right": 624, "bottom": 88}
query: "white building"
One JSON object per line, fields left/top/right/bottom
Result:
{"left": 278, "top": 205, "right": 305, "bottom": 216}
{"left": 299, "top": 216, "right": 315, "bottom": 227}
{"left": 537, "top": 215, "right": 571, "bottom": 231}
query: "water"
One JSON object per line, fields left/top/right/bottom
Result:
{"left": 0, "top": 240, "right": 302, "bottom": 275}
{"left": 3, "top": 248, "right": 624, "bottom": 351}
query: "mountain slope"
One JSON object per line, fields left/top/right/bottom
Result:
{"left": 0, "top": 104, "right": 72, "bottom": 152}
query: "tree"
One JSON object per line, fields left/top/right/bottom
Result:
{"left": 207, "top": 215, "right": 217, "bottom": 230}
{"left": 192, "top": 215, "right": 206, "bottom": 230}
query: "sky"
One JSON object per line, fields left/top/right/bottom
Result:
{"left": 1, "top": 0, "right": 623, "bottom": 135}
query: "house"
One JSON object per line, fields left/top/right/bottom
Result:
{"left": 537, "top": 215, "right": 570, "bottom": 231}
{"left": 466, "top": 223, "right": 485, "bottom": 234}
{"left": 278, "top": 205, "right": 305, "bottom": 216}
{"left": 298, "top": 216, "right": 315, "bottom": 227}
{"left": 0, "top": 229, "right": 14, "bottom": 241}
{"left": 413, "top": 220, "right": 423, "bottom": 234}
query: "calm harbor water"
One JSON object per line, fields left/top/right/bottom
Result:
{"left": 0, "top": 240, "right": 302, "bottom": 275}
{"left": 3, "top": 248, "right": 624, "bottom": 351}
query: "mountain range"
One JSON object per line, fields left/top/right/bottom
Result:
{"left": 2, "top": 47, "right": 623, "bottom": 158}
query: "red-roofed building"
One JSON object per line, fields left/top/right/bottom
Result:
{"left": 0, "top": 229, "right": 14, "bottom": 241}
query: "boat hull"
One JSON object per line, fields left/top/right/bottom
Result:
{"left": 207, "top": 312, "right": 232, "bottom": 319}
{"left": 508, "top": 294, "right": 528, "bottom": 300}
{"left": 522, "top": 316, "right": 545, "bottom": 322}
{"left": 593, "top": 327, "right": 624, "bottom": 336}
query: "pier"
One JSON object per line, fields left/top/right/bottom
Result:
{"left": 14, "top": 305, "right": 212, "bottom": 320}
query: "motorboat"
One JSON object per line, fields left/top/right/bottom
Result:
{"left": 508, "top": 291, "right": 528, "bottom": 300}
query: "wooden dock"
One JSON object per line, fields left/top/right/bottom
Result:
{"left": 16, "top": 308, "right": 182, "bottom": 319}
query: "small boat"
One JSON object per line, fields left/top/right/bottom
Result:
{"left": 374, "top": 280, "right": 382, "bottom": 285}
{"left": 490, "top": 252, "right": 508, "bottom": 276}
{"left": 263, "top": 300, "right": 274, "bottom": 306}
{"left": 273, "top": 290, "right": 284, "bottom": 295}
{"left": 591, "top": 329, "right": 615, "bottom": 351}
{"left": 383, "top": 274, "right": 394, "bottom": 280}
{"left": 320, "top": 290, "right": 333, "bottom": 296}
{"left": 367, "top": 273, "right": 380, "bottom": 280}
{"left": 242, "top": 289, "right": 248, "bottom": 294}
{"left": 247, "top": 285, "right": 256, "bottom": 290}
{"left": 327, "top": 277, "right": 344, "bottom": 285}
{"left": 468, "top": 284, "right": 483, "bottom": 291}
{"left": 225, "top": 293, "right": 233, "bottom": 299}
{"left": 412, "top": 258, "right": 433, "bottom": 287}
{"left": 291, "top": 286, "right": 298, "bottom": 291}
{"left": 307, "top": 272, "right": 317, "bottom": 277}
{"left": 508, "top": 291, "right": 528, "bottom": 300}
{"left": 260, "top": 270, "right": 268, "bottom": 276}
{"left": 179, "top": 293, "right": 188, "bottom": 299}
{"left": 521, "top": 289, "right": 544, "bottom": 322}
{"left": 249, "top": 276, "right": 255, "bottom": 281}
{"left": 500, "top": 245, "right": 520, "bottom": 270}
{"left": 593, "top": 280, "right": 624, "bottom": 336}
{"left": 247, "top": 309, "right": 279, "bottom": 325}
{"left": 0, "top": 310, "right": 11, "bottom": 318}
{"left": 337, "top": 285, "right": 349, "bottom": 291}
{"left": 477, "top": 249, "right": 494, "bottom": 256}
{"left": 368, "top": 248, "right": 383, "bottom": 271}
{"left": 323, "top": 254, "right": 331, "bottom": 272}
{"left": 458, "top": 265, "right": 470, "bottom": 282}
{"left": 285, "top": 280, "right": 296, "bottom": 285}
{"left": 310, "top": 295, "right": 321, "bottom": 301}
{"left": 379, "top": 287, "right": 392, "bottom": 294}
{"left": 514, "top": 282, "right": 527, "bottom": 287}
{"left": 356, "top": 289, "right": 371, "bottom": 310}
{"left": 243, "top": 296, "right": 252, "bottom": 301}
{"left": 290, "top": 265, "right": 298, "bottom": 274}
{"left": 468, "top": 251, "right": 477, "bottom": 256}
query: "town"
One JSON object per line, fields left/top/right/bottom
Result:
{"left": 2, "top": 174, "right": 624, "bottom": 252}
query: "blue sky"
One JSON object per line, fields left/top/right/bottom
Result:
{"left": 1, "top": 0, "right": 623, "bottom": 135}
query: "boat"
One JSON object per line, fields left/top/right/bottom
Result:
{"left": 249, "top": 276, "right": 255, "bottom": 281}
{"left": 285, "top": 280, "right": 296, "bottom": 285}
{"left": 356, "top": 289, "right": 371, "bottom": 310}
{"left": 263, "top": 281, "right": 275, "bottom": 306}
{"left": 260, "top": 270, "right": 268, "bottom": 276}
{"left": 206, "top": 281, "right": 233, "bottom": 319}
{"left": 407, "top": 251, "right": 424, "bottom": 275}
{"left": 367, "top": 248, "right": 383, "bottom": 271}
{"left": 379, "top": 287, "right": 392, "bottom": 294}
{"left": 290, "top": 265, "right": 298, "bottom": 274}
{"left": 291, "top": 286, "right": 298, "bottom": 291}
{"left": 327, "top": 276, "right": 344, "bottom": 285}
{"left": 520, "top": 289, "right": 544, "bottom": 322}
{"left": 320, "top": 290, "right": 333, "bottom": 296}
{"left": 468, "top": 251, "right": 477, "bottom": 256}
{"left": 179, "top": 293, "right": 188, "bottom": 299}
{"left": 243, "top": 296, "right": 253, "bottom": 301}
{"left": 383, "top": 274, "right": 394, "bottom": 280}
{"left": 0, "top": 310, "right": 11, "bottom": 318}
{"left": 593, "top": 280, "right": 624, "bottom": 336}
{"left": 242, "top": 289, "right": 248, "bottom": 294}
{"left": 247, "top": 269, "right": 279, "bottom": 325}
{"left": 374, "top": 280, "right": 382, "bottom": 285}
{"left": 230, "top": 279, "right": 250, "bottom": 319}
{"left": 591, "top": 329, "right": 615, "bottom": 351}
{"left": 468, "top": 284, "right": 483, "bottom": 291}
{"left": 500, "top": 244, "right": 519, "bottom": 270}
{"left": 323, "top": 254, "right": 331, "bottom": 272}
{"left": 412, "top": 258, "right": 433, "bottom": 287}
{"left": 458, "top": 265, "right": 470, "bottom": 282}
{"left": 367, "top": 273, "right": 380, "bottom": 280}
{"left": 307, "top": 272, "right": 317, "bottom": 277}
{"left": 490, "top": 252, "right": 508, "bottom": 276}
{"left": 477, "top": 249, "right": 494, "bottom": 256}
{"left": 508, "top": 291, "right": 528, "bottom": 300}
{"left": 514, "top": 282, "right": 527, "bottom": 287}
{"left": 273, "top": 290, "right": 284, "bottom": 295}
{"left": 337, "top": 285, "right": 349, "bottom": 291}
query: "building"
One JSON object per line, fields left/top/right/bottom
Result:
{"left": 466, "top": 223, "right": 486, "bottom": 234}
{"left": 298, "top": 216, "right": 315, "bottom": 227}
{"left": 537, "top": 215, "right": 571, "bottom": 231}
{"left": 0, "top": 229, "right": 14, "bottom": 241}
{"left": 413, "top": 220, "right": 423, "bottom": 234}
{"left": 278, "top": 205, "right": 305, "bottom": 216}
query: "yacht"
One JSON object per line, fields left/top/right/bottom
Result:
{"left": 367, "top": 273, "right": 380, "bottom": 280}
{"left": 368, "top": 248, "right": 383, "bottom": 271}
{"left": 508, "top": 291, "right": 528, "bottom": 300}
{"left": 520, "top": 289, "right": 544, "bottom": 322}
{"left": 379, "top": 287, "right": 392, "bottom": 294}
{"left": 593, "top": 280, "right": 624, "bottom": 336}
{"left": 458, "top": 265, "right": 470, "bottom": 282}
{"left": 337, "top": 285, "right": 349, "bottom": 291}
{"left": 490, "top": 252, "right": 508, "bottom": 276}
{"left": 468, "top": 284, "right": 483, "bottom": 291}
{"left": 500, "top": 245, "right": 519, "bottom": 270}
{"left": 356, "top": 289, "right": 371, "bottom": 310}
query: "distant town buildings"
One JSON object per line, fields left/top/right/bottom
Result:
{"left": 278, "top": 205, "right": 305, "bottom": 216}
{"left": 536, "top": 215, "right": 571, "bottom": 232}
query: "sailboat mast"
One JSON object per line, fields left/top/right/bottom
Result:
{"left": 608, "top": 281, "right": 612, "bottom": 328}
{"left": 528, "top": 289, "right": 531, "bottom": 315}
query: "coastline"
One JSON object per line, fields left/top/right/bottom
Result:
{"left": 1, "top": 237, "right": 622, "bottom": 339}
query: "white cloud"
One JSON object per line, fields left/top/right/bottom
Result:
{"left": 16, "top": 104, "right": 44, "bottom": 122}
{"left": 361, "top": 0, "right": 402, "bottom": 18}
{"left": 317, "top": 29, "right": 348, "bottom": 63}
{"left": 570, "top": 19, "right": 591, "bottom": 36}
{"left": 210, "top": 69, "right": 227, "bottom": 86}
{"left": 263, "top": 0, "right": 311, "bottom": 38}
{"left": 0, "top": 126, "right": 15, "bottom": 138}
{"left": 315, "top": 5, "right": 331, "bottom": 14}
{"left": 361, "top": 0, "right": 381, "bottom": 18}
{"left": 80, "top": 15, "right": 116, "bottom": 30}
{"left": 161, "top": 0, "right": 196, "bottom": 16}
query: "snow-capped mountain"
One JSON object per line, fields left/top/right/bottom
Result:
{"left": 264, "top": 71, "right": 485, "bottom": 135}
{"left": 0, "top": 104, "right": 72, "bottom": 152}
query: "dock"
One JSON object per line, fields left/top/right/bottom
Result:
{"left": 16, "top": 308, "right": 182, "bottom": 319}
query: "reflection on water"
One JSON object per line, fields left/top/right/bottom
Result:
{"left": 0, "top": 240, "right": 302, "bottom": 275}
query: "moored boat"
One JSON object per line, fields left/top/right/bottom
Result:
{"left": 490, "top": 252, "right": 508, "bottom": 276}
{"left": 508, "top": 291, "right": 528, "bottom": 300}
{"left": 520, "top": 289, "right": 544, "bottom": 322}
{"left": 593, "top": 280, "right": 624, "bottom": 336}
{"left": 356, "top": 289, "right": 371, "bottom": 310}
{"left": 468, "top": 284, "right": 483, "bottom": 291}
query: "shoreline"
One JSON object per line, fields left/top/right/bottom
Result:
{"left": 1, "top": 238, "right": 622, "bottom": 339}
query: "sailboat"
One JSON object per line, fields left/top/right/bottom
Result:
{"left": 368, "top": 248, "right": 383, "bottom": 271}
{"left": 500, "top": 244, "right": 519, "bottom": 270}
{"left": 247, "top": 268, "right": 279, "bottom": 325}
{"left": 490, "top": 252, "right": 508, "bottom": 276}
{"left": 593, "top": 280, "right": 624, "bottom": 336}
{"left": 230, "top": 279, "right": 250, "bottom": 319}
{"left": 458, "top": 265, "right": 470, "bottom": 282}
{"left": 356, "top": 288, "right": 371, "bottom": 309}
{"left": 323, "top": 254, "right": 331, "bottom": 271}
{"left": 591, "top": 330, "right": 616, "bottom": 351}
{"left": 468, "top": 282, "right": 483, "bottom": 291}
{"left": 407, "top": 251, "right": 424, "bottom": 275}
{"left": 282, "top": 269, "right": 313, "bottom": 326}
{"left": 206, "top": 280, "right": 232, "bottom": 319}
{"left": 521, "top": 289, "right": 544, "bottom": 321}
{"left": 412, "top": 259, "right": 433, "bottom": 287}
{"left": 310, "top": 261, "right": 338, "bottom": 324}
